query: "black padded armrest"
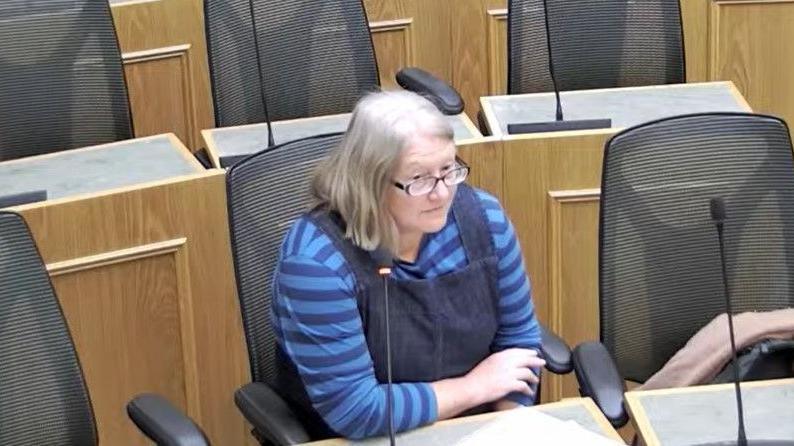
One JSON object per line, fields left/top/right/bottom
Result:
{"left": 235, "top": 382, "right": 310, "bottom": 445}
{"left": 127, "top": 394, "right": 209, "bottom": 446}
{"left": 572, "top": 342, "right": 628, "bottom": 427}
{"left": 540, "top": 325, "right": 573, "bottom": 374}
{"left": 395, "top": 67, "right": 464, "bottom": 115}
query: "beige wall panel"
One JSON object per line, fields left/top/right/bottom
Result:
{"left": 499, "top": 133, "right": 608, "bottom": 401}
{"left": 124, "top": 46, "right": 198, "bottom": 148}
{"left": 111, "top": 0, "right": 213, "bottom": 151}
{"left": 19, "top": 172, "right": 252, "bottom": 446}
{"left": 53, "top": 252, "right": 190, "bottom": 446}
{"left": 457, "top": 137, "right": 505, "bottom": 202}
{"left": 371, "top": 20, "right": 415, "bottom": 89}
{"left": 451, "top": 0, "right": 507, "bottom": 120}
{"left": 486, "top": 9, "right": 508, "bottom": 95}
{"left": 709, "top": 0, "right": 794, "bottom": 126}
{"left": 365, "top": 0, "right": 452, "bottom": 87}
{"left": 547, "top": 191, "right": 600, "bottom": 400}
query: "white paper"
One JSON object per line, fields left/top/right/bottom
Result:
{"left": 455, "top": 407, "right": 625, "bottom": 446}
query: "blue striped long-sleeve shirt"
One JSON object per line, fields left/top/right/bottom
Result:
{"left": 272, "top": 189, "right": 540, "bottom": 439}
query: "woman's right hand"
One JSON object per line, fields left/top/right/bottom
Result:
{"left": 465, "top": 348, "right": 546, "bottom": 404}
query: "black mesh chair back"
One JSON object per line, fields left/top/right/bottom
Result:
{"left": 226, "top": 133, "right": 344, "bottom": 384}
{"left": 205, "top": 0, "right": 379, "bottom": 126}
{"left": 0, "top": 0, "right": 133, "bottom": 161}
{"left": 599, "top": 113, "right": 794, "bottom": 383}
{"left": 0, "top": 211, "right": 96, "bottom": 445}
{"left": 508, "top": 0, "right": 684, "bottom": 94}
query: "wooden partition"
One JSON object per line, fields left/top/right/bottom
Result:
{"left": 13, "top": 159, "right": 253, "bottom": 445}
{"left": 459, "top": 132, "right": 609, "bottom": 401}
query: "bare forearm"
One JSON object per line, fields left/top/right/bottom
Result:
{"left": 430, "top": 376, "right": 483, "bottom": 420}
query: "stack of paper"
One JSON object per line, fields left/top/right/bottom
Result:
{"left": 455, "top": 407, "right": 624, "bottom": 445}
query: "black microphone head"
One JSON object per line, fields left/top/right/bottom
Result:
{"left": 370, "top": 248, "right": 393, "bottom": 275}
{"left": 710, "top": 197, "right": 726, "bottom": 223}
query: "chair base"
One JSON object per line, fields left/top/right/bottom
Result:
{"left": 507, "top": 118, "right": 612, "bottom": 134}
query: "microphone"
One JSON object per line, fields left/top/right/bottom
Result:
{"left": 246, "top": 0, "right": 276, "bottom": 148}
{"left": 710, "top": 197, "right": 748, "bottom": 446}
{"left": 506, "top": 0, "right": 612, "bottom": 135}
{"left": 698, "top": 198, "right": 794, "bottom": 446}
{"left": 372, "top": 249, "right": 396, "bottom": 446}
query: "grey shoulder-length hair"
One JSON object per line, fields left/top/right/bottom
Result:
{"left": 312, "top": 90, "right": 454, "bottom": 254}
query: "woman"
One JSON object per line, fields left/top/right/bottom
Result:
{"left": 272, "top": 90, "right": 544, "bottom": 439}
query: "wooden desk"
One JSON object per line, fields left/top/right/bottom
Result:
{"left": 202, "top": 112, "right": 482, "bottom": 168}
{"left": 480, "top": 81, "right": 750, "bottom": 138}
{"left": 302, "top": 398, "right": 623, "bottom": 445}
{"left": 3, "top": 135, "right": 253, "bottom": 446}
{"left": 626, "top": 378, "right": 794, "bottom": 446}
{"left": 459, "top": 82, "right": 751, "bottom": 402}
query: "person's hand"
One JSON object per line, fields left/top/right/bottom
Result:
{"left": 493, "top": 398, "right": 522, "bottom": 411}
{"left": 465, "top": 348, "right": 545, "bottom": 405}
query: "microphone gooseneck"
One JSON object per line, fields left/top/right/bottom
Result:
{"left": 246, "top": 0, "right": 276, "bottom": 148}
{"left": 376, "top": 251, "right": 396, "bottom": 446}
{"left": 541, "top": 0, "right": 564, "bottom": 122}
{"left": 709, "top": 197, "right": 748, "bottom": 446}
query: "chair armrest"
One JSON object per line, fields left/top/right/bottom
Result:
{"left": 127, "top": 394, "right": 209, "bottom": 446}
{"left": 540, "top": 325, "right": 573, "bottom": 374}
{"left": 235, "top": 382, "right": 310, "bottom": 445}
{"left": 572, "top": 342, "right": 628, "bottom": 427}
{"left": 395, "top": 67, "right": 464, "bottom": 115}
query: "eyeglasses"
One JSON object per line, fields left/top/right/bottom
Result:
{"left": 393, "top": 161, "right": 470, "bottom": 197}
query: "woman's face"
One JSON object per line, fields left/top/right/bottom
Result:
{"left": 387, "top": 134, "right": 458, "bottom": 238}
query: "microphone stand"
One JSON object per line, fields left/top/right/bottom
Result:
{"left": 377, "top": 262, "right": 396, "bottom": 446}
{"left": 247, "top": 0, "right": 275, "bottom": 148}
{"left": 506, "top": 0, "right": 611, "bottom": 135}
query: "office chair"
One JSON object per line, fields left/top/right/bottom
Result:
{"left": 204, "top": 0, "right": 463, "bottom": 128}
{"left": 225, "top": 133, "right": 572, "bottom": 444}
{"left": 0, "top": 210, "right": 207, "bottom": 446}
{"left": 507, "top": 0, "right": 685, "bottom": 94}
{"left": 572, "top": 113, "right": 794, "bottom": 427}
{"left": 0, "top": 0, "right": 133, "bottom": 162}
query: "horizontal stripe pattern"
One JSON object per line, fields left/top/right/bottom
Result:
{"left": 272, "top": 188, "right": 539, "bottom": 438}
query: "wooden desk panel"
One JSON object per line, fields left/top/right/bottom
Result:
{"left": 7, "top": 136, "right": 253, "bottom": 446}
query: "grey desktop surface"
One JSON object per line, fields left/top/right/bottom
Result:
{"left": 209, "top": 114, "right": 477, "bottom": 159}
{"left": 639, "top": 383, "right": 794, "bottom": 445}
{"left": 487, "top": 83, "right": 747, "bottom": 135}
{"left": 0, "top": 135, "right": 198, "bottom": 201}
{"left": 344, "top": 403, "right": 605, "bottom": 446}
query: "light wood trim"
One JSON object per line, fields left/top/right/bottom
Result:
{"left": 111, "top": 0, "right": 159, "bottom": 6}
{"left": 370, "top": 18, "right": 414, "bottom": 31}
{"left": 167, "top": 133, "right": 205, "bottom": 170}
{"left": 123, "top": 45, "right": 200, "bottom": 148}
{"left": 625, "top": 390, "right": 662, "bottom": 446}
{"left": 726, "top": 81, "right": 754, "bottom": 112}
{"left": 547, "top": 189, "right": 601, "bottom": 399}
{"left": 486, "top": 8, "right": 508, "bottom": 94}
{"left": 201, "top": 129, "right": 223, "bottom": 169}
{"left": 504, "top": 127, "right": 616, "bottom": 142}
{"left": 480, "top": 96, "right": 502, "bottom": 137}
{"left": 174, "top": 243, "right": 202, "bottom": 422}
{"left": 301, "top": 397, "right": 622, "bottom": 445}
{"left": 47, "top": 238, "right": 187, "bottom": 276}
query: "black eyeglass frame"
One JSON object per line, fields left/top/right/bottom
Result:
{"left": 392, "top": 158, "right": 471, "bottom": 197}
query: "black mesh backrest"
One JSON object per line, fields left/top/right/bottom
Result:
{"left": 600, "top": 113, "right": 794, "bottom": 383}
{"left": 0, "top": 211, "right": 96, "bottom": 445}
{"left": 226, "top": 133, "right": 344, "bottom": 383}
{"left": 508, "top": 0, "right": 684, "bottom": 94}
{"left": 205, "top": 0, "right": 379, "bottom": 126}
{"left": 0, "top": 0, "right": 133, "bottom": 161}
